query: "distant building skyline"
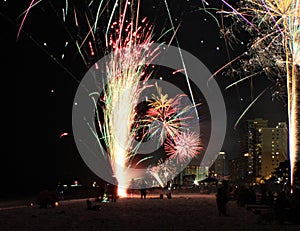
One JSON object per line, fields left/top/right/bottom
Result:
{"left": 246, "top": 118, "right": 269, "bottom": 180}
{"left": 211, "top": 151, "right": 226, "bottom": 181}
{"left": 229, "top": 118, "right": 289, "bottom": 183}
{"left": 261, "top": 122, "right": 288, "bottom": 179}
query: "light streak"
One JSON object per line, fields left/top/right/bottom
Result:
{"left": 218, "top": 0, "right": 300, "bottom": 188}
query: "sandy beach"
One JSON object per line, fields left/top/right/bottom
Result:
{"left": 1, "top": 193, "right": 299, "bottom": 231}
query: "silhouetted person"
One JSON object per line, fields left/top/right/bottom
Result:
{"left": 129, "top": 178, "right": 135, "bottom": 198}
{"left": 140, "top": 180, "right": 147, "bottom": 199}
{"left": 290, "top": 187, "right": 300, "bottom": 225}
{"left": 86, "top": 199, "right": 101, "bottom": 210}
{"left": 57, "top": 182, "right": 64, "bottom": 200}
{"left": 109, "top": 177, "right": 118, "bottom": 202}
{"left": 97, "top": 179, "right": 106, "bottom": 202}
{"left": 140, "top": 188, "right": 147, "bottom": 199}
{"left": 266, "top": 190, "right": 274, "bottom": 206}
{"left": 36, "top": 189, "right": 59, "bottom": 208}
{"left": 248, "top": 186, "right": 256, "bottom": 204}
{"left": 274, "top": 190, "right": 289, "bottom": 224}
{"left": 216, "top": 180, "right": 229, "bottom": 216}
{"left": 237, "top": 184, "right": 249, "bottom": 207}
{"left": 260, "top": 184, "right": 267, "bottom": 204}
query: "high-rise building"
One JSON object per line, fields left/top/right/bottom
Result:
{"left": 228, "top": 156, "right": 248, "bottom": 183}
{"left": 215, "top": 151, "right": 226, "bottom": 176}
{"left": 235, "top": 118, "right": 288, "bottom": 183}
{"left": 246, "top": 118, "right": 268, "bottom": 181}
{"left": 261, "top": 122, "right": 288, "bottom": 179}
{"left": 210, "top": 151, "right": 227, "bottom": 181}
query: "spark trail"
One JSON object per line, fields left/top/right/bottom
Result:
{"left": 217, "top": 0, "right": 299, "bottom": 188}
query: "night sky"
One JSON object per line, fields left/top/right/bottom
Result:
{"left": 4, "top": 0, "right": 288, "bottom": 196}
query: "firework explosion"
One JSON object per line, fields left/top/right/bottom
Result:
{"left": 137, "top": 85, "right": 200, "bottom": 188}
{"left": 18, "top": 0, "right": 160, "bottom": 196}
{"left": 164, "top": 131, "right": 201, "bottom": 163}
{"left": 16, "top": 0, "right": 202, "bottom": 195}
{"left": 141, "top": 83, "right": 196, "bottom": 146}
{"left": 96, "top": 17, "right": 159, "bottom": 196}
{"left": 216, "top": 0, "right": 300, "bottom": 188}
{"left": 147, "top": 158, "right": 178, "bottom": 188}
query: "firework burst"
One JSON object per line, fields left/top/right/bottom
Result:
{"left": 19, "top": 0, "right": 160, "bottom": 196}
{"left": 140, "top": 83, "right": 196, "bottom": 146}
{"left": 147, "top": 158, "right": 178, "bottom": 188}
{"left": 15, "top": 0, "right": 202, "bottom": 195}
{"left": 164, "top": 131, "right": 202, "bottom": 164}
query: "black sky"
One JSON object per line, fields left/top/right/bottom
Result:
{"left": 4, "top": 0, "right": 288, "bottom": 196}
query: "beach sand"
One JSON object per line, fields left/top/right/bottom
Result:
{"left": 0, "top": 193, "right": 299, "bottom": 231}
